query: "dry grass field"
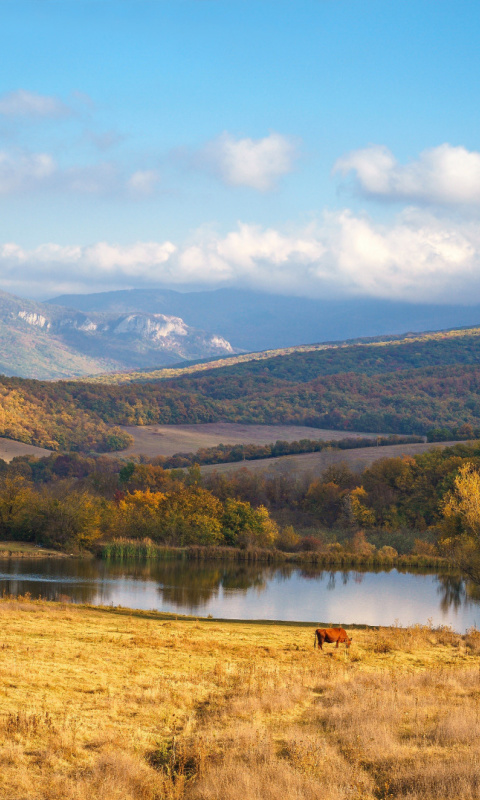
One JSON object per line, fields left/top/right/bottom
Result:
{"left": 200, "top": 440, "right": 461, "bottom": 478}
{"left": 0, "top": 437, "right": 51, "bottom": 463}
{"left": 118, "top": 423, "right": 383, "bottom": 458}
{"left": 1, "top": 598, "right": 480, "bottom": 800}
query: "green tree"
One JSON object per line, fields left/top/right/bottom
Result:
{"left": 221, "top": 499, "right": 278, "bottom": 548}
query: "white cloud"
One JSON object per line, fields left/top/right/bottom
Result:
{"left": 0, "top": 151, "right": 56, "bottom": 194}
{"left": 0, "top": 148, "right": 159, "bottom": 197}
{"left": 0, "top": 90, "right": 70, "bottom": 118}
{"left": 127, "top": 170, "right": 160, "bottom": 196}
{"left": 334, "top": 143, "right": 480, "bottom": 205}
{"left": 4, "top": 210, "right": 480, "bottom": 302}
{"left": 200, "top": 132, "right": 298, "bottom": 191}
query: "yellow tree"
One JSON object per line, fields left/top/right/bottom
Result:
{"left": 348, "top": 487, "right": 376, "bottom": 528}
{"left": 440, "top": 462, "right": 480, "bottom": 583}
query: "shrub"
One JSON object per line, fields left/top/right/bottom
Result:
{"left": 298, "top": 535, "right": 323, "bottom": 552}
{"left": 378, "top": 545, "right": 398, "bottom": 559}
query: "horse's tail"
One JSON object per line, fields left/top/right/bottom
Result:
{"left": 314, "top": 630, "right": 317, "bottom": 648}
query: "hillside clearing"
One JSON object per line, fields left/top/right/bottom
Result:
{"left": 117, "top": 423, "right": 384, "bottom": 458}
{"left": 200, "top": 439, "right": 461, "bottom": 477}
{"left": 0, "top": 599, "right": 479, "bottom": 800}
{"left": 0, "top": 437, "right": 52, "bottom": 462}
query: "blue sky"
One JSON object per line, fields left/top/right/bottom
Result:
{"left": 2, "top": 0, "right": 480, "bottom": 301}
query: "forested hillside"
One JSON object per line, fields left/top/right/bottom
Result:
{"left": 2, "top": 325, "right": 480, "bottom": 452}
{"left": 86, "top": 324, "right": 480, "bottom": 384}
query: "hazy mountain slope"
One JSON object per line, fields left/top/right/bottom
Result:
{"left": 0, "top": 290, "right": 234, "bottom": 378}
{"left": 0, "top": 293, "right": 118, "bottom": 378}
{"left": 48, "top": 287, "right": 480, "bottom": 352}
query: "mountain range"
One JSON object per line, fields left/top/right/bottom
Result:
{"left": 2, "top": 284, "right": 480, "bottom": 379}
{"left": 49, "top": 287, "right": 480, "bottom": 353}
{"left": 0, "top": 290, "right": 234, "bottom": 379}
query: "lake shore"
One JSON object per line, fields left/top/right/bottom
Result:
{"left": 0, "top": 540, "right": 450, "bottom": 570}
{"left": 98, "top": 540, "right": 451, "bottom": 571}
{"left": 0, "top": 542, "right": 72, "bottom": 558}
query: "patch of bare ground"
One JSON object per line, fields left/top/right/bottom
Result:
{"left": 0, "top": 600, "right": 479, "bottom": 799}
{"left": 117, "top": 423, "right": 384, "bottom": 458}
{"left": 200, "top": 440, "right": 461, "bottom": 478}
{"left": 0, "top": 437, "right": 52, "bottom": 463}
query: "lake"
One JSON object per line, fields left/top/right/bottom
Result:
{"left": 0, "top": 558, "right": 479, "bottom": 631}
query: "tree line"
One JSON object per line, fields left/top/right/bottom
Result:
{"left": 2, "top": 441, "right": 480, "bottom": 569}
{"left": 157, "top": 434, "right": 423, "bottom": 469}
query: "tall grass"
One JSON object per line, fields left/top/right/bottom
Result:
{"left": 101, "top": 538, "right": 182, "bottom": 561}
{"left": 99, "top": 539, "right": 451, "bottom": 570}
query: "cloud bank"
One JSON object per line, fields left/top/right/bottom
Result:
{"left": 3, "top": 210, "right": 480, "bottom": 303}
{"left": 335, "top": 144, "right": 480, "bottom": 205}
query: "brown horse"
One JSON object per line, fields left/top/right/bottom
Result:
{"left": 314, "top": 627, "right": 352, "bottom": 651}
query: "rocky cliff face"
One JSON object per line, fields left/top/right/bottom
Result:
{"left": 0, "top": 290, "right": 235, "bottom": 378}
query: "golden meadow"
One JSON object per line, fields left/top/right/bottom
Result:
{"left": 1, "top": 597, "right": 480, "bottom": 800}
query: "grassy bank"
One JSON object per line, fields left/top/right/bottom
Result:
{"left": 0, "top": 597, "right": 479, "bottom": 799}
{"left": 99, "top": 539, "right": 451, "bottom": 571}
{"left": 0, "top": 541, "right": 70, "bottom": 558}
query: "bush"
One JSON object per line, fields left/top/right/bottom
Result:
{"left": 298, "top": 535, "right": 323, "bottom": 552}
{"left": 276, "top": 525, "right": 301, "bottom": 552}
{"left": 378, "top": 545, "right": 398, "bottom": 559}
{"left": 412, "top": 538, "right": 438, "bottom": 556}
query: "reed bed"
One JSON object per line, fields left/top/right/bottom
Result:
{"left": 99, "top": 539, "right": 450, "bottom": 570}
{"left": 0, "top": 598, "right": 478, "bottom": 799}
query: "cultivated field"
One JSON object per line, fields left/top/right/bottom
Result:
{"left": 0, "top": 437, "right": 52, "bottom": 463}
{"left": 0, "top": 598, "right": 479, "bottom": 800}
{"left": 201, "top": 440, "right": 461, "bottom": 478}
{"left": 118, "top": 423, "right": 384, "bottom": 458}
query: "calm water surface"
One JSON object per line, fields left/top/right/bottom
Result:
{"left": 1, "top": 558, "right": 479, "bottom": 632}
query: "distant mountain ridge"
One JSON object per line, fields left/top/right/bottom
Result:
{"left": 0, "top": 290, "right": 234, "bottom": 379}
{"left": 48, "top": 287, "right": 480, "bottom": 353}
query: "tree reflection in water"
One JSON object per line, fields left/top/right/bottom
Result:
{"left": 3, "top": 557, "right": 480, "bottom": 626}
{"left": 155, "top": 561, "right": 267, "bottom": 608}
{"left": 0, "top": 558, "right": 110, "bottom": 604}
{"left": 435, "top": 573, "right": 480, "bottom": 614}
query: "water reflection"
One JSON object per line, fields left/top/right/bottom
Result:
{"left": 435, "top": 573, "right": 480, "bottom": 616}
{"left": 156, "top": 562, "right": 267, "bottom": 608}
{"left": 1, "top": 557, "right": 480, "bottom": 630}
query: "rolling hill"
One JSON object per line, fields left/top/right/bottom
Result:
{"left": 1, "top": 323, "right": 480, "bottom": 453}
